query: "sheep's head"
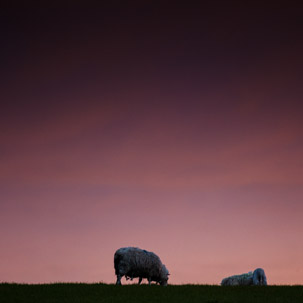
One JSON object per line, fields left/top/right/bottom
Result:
{"left": 159, "top": 264, "right": 169, "bottom": 286}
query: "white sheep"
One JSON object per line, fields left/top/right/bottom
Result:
{"left": 221, "top": 268, "right": 267, "bottom": 286}
{"left": 114, "top": 247, "right": 169, "bottom": 286}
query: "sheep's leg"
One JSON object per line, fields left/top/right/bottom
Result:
{"left": 138, "top": 277, "right": 142, "bottom": 284}
{"left": 116, "top": 275, "right": 122, "bottom": 285}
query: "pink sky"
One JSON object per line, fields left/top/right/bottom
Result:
{"left": 1, "top": 92, "right": 302, "bottom": 284}
{"left": 1, "top": 3, "right": 302, "bottom": 285}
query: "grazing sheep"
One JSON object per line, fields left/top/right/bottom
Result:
{"left": 114, "top": 247, "right": 169, "bottom": 286}
{"left": 221, "top": 268, "right": 267, "bottom": 286}
{"left": 253, "top": 268, "right": 267, "bottom": 285}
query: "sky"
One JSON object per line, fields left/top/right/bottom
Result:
{"left": 0, "top": 2, "right": 302, "bottom": 285}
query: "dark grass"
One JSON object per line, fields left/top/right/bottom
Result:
{"left": 1, "top": 283, "right": 303, "bottom": 303}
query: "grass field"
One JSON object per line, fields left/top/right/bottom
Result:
{"left": 1, "top": 283, "right": 303, "bottom": 303}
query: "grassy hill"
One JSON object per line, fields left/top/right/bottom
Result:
{"left": 1, "top": 283, "right": 303, "bottom": 303}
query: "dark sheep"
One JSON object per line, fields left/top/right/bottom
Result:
{"left": 114, "top": 247, "right": 169, "bottom": 286}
